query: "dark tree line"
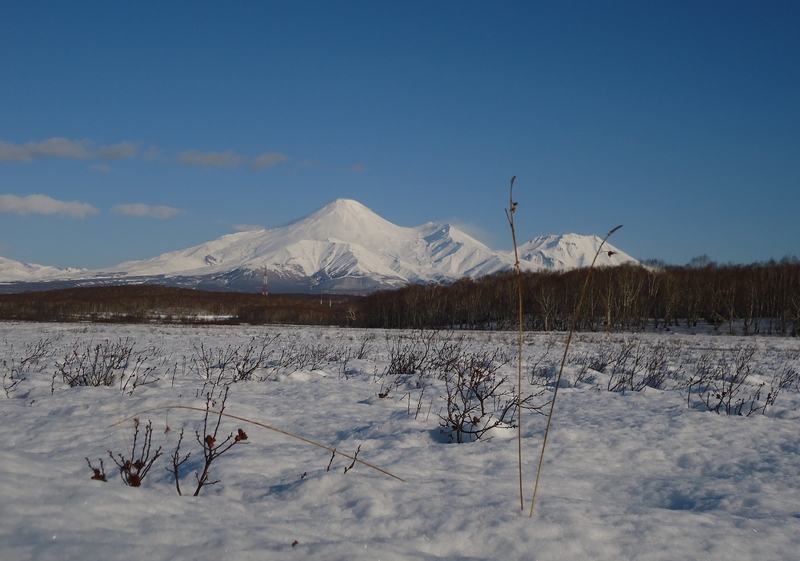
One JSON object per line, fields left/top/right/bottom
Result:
{"left": 0, "top": 285, "right": 356, "bottom": 326}
{"left": 358, "top": 259, "right": 800, "bottom": 336}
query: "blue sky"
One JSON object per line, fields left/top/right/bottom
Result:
{"left": 1, "top": 1, "right": 798, "bottom": 269}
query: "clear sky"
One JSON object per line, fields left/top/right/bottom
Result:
{"left": 1, "top": 1, "right": 798, "bottom": 269}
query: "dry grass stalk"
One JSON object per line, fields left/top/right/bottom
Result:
{"left": 529, "top": 224, "right": 622, "bottom": 517}
{"left": 504, "top": 175, "right": 525, "bottom": 511}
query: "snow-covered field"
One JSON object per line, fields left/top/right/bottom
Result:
{"left": 2, "top": 322, "right": 799, "bottom": 560}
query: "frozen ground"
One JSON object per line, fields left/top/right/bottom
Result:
{"left": 1, "top": 322, "right": 799, "bottom": 560}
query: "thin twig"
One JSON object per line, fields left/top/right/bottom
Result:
{"left": 343, "top": 445, "right": 361, "bottom": 474}
{"left": 169, "top": 428, "right": 190, "bottom": 495}
{"left": 529, "top": 225, "right": 622, "bottom": 517}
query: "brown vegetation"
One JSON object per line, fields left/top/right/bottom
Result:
{"left": 360, "top": 258, "right": 800, "bottom": 335}
{"left": 0, "top": 285, "right": 357, "bottom": 325}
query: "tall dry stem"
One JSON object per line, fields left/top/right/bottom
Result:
{"left": 504, "top": 175, "right": 525, "bottom": 511}
{"left": 529, "top": 224, "right": 622, "bottom": 517}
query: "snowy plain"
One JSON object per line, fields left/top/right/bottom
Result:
{"left": 1, "top": 321, "right": 799, "bottom": 561}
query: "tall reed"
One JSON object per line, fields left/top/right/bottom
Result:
{"left": 529, "top": 224, "right": 622, "bottom": 517}
{"left": 504, "top": 176, "right": 525, "bottom": 511}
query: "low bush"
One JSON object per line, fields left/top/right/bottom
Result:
{"left": 2, "top": 338, "right": 52, "bottom": 397}
{"left": 681, "top": 344, "right": 800, "bottom": 415}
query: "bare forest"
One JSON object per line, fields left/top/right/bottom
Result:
{"left": 360, "top": 259, "right": 800, "bottom": 335}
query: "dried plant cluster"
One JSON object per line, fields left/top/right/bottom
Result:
{"left": 50, "top": 337, "right": 165, "bottom": 395}
{"left": 370, "top": 329, "right": 546, "bottom": 442}
{"left": 2, "top": 338, "right": 52, "bottom": 397}
{"left": 681, "top": 344, "right": 799, "bottom": 416}
{"left": 188, "top": 333, "right": 375, "bottom": 393}
{"left": 2, "top": 327, "right": 795, "bottom": 420}
{"left": 190, "top": 335, "right": 279, "bottom": 389}
{"left": 528, "top": 335, "right": 800, "bottom": 415}
{"left": 92, "top": 389, "right": 249, "bottom": 496}
{"left": 109, "top": 419, "right": 163, "bottom": 487}
{"left": 177, "top": 388, "right": 248, "bottom": 496}
{"left": 41, "top": 332, "right": 377, "bottom": 398}
{"left": 439, "top": 348, "right": 534, "bottom": 443}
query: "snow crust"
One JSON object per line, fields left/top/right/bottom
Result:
{"left": 0, "top": 199, "right": 637, "bottom": 292}
{"left": 1, "top": 322, "right": 798, "bottom": 560}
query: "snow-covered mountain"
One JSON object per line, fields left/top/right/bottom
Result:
{"left": 0, "top": 256, "right": 84, "bottom": 282}
{"left": 517, "top": 233, "right": 632, "bottom": 270}
{"left": 0, "top": 198, "right": 637, "bottom": 294}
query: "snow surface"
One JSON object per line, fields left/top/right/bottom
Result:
{"left": 0, "top": 199, "right": 637, "bottom": 292}
{"left": 3, "top": 322, "right": 797, "bottom": 560}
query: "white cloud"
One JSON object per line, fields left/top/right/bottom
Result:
{"left": 232, "top": 223, "right": 266, "bottom": 232}
{"left": 141, "top": 146, "right": 162, "bottom": 161}
{"left": 0, "top": 138, "right": 88, "bottom": 161}
{"left": 295, "top": 159, "right": 321, "bottom": 169}
{"left": 250, "top": 152, "right": 288, "bottom": 169}
{"left": 178, "top": 150, "right": 246, "bottom": 168}
{"left": 0, "top": 138, "right": 137, "bottom": 162}
{"left": 0, "top": 194, "right": 99, "bottom": 218}
{"left": 349, "top": 163, "right": 366, "bottom": 172}
{"left": 94, "top": 142, "right": 137, "bottom": 160}
{"left": 91, "top": 164, "right": 111, "bottom": 172}
{"left": 112, "top": 204, "right": 184, "bottom": 219}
